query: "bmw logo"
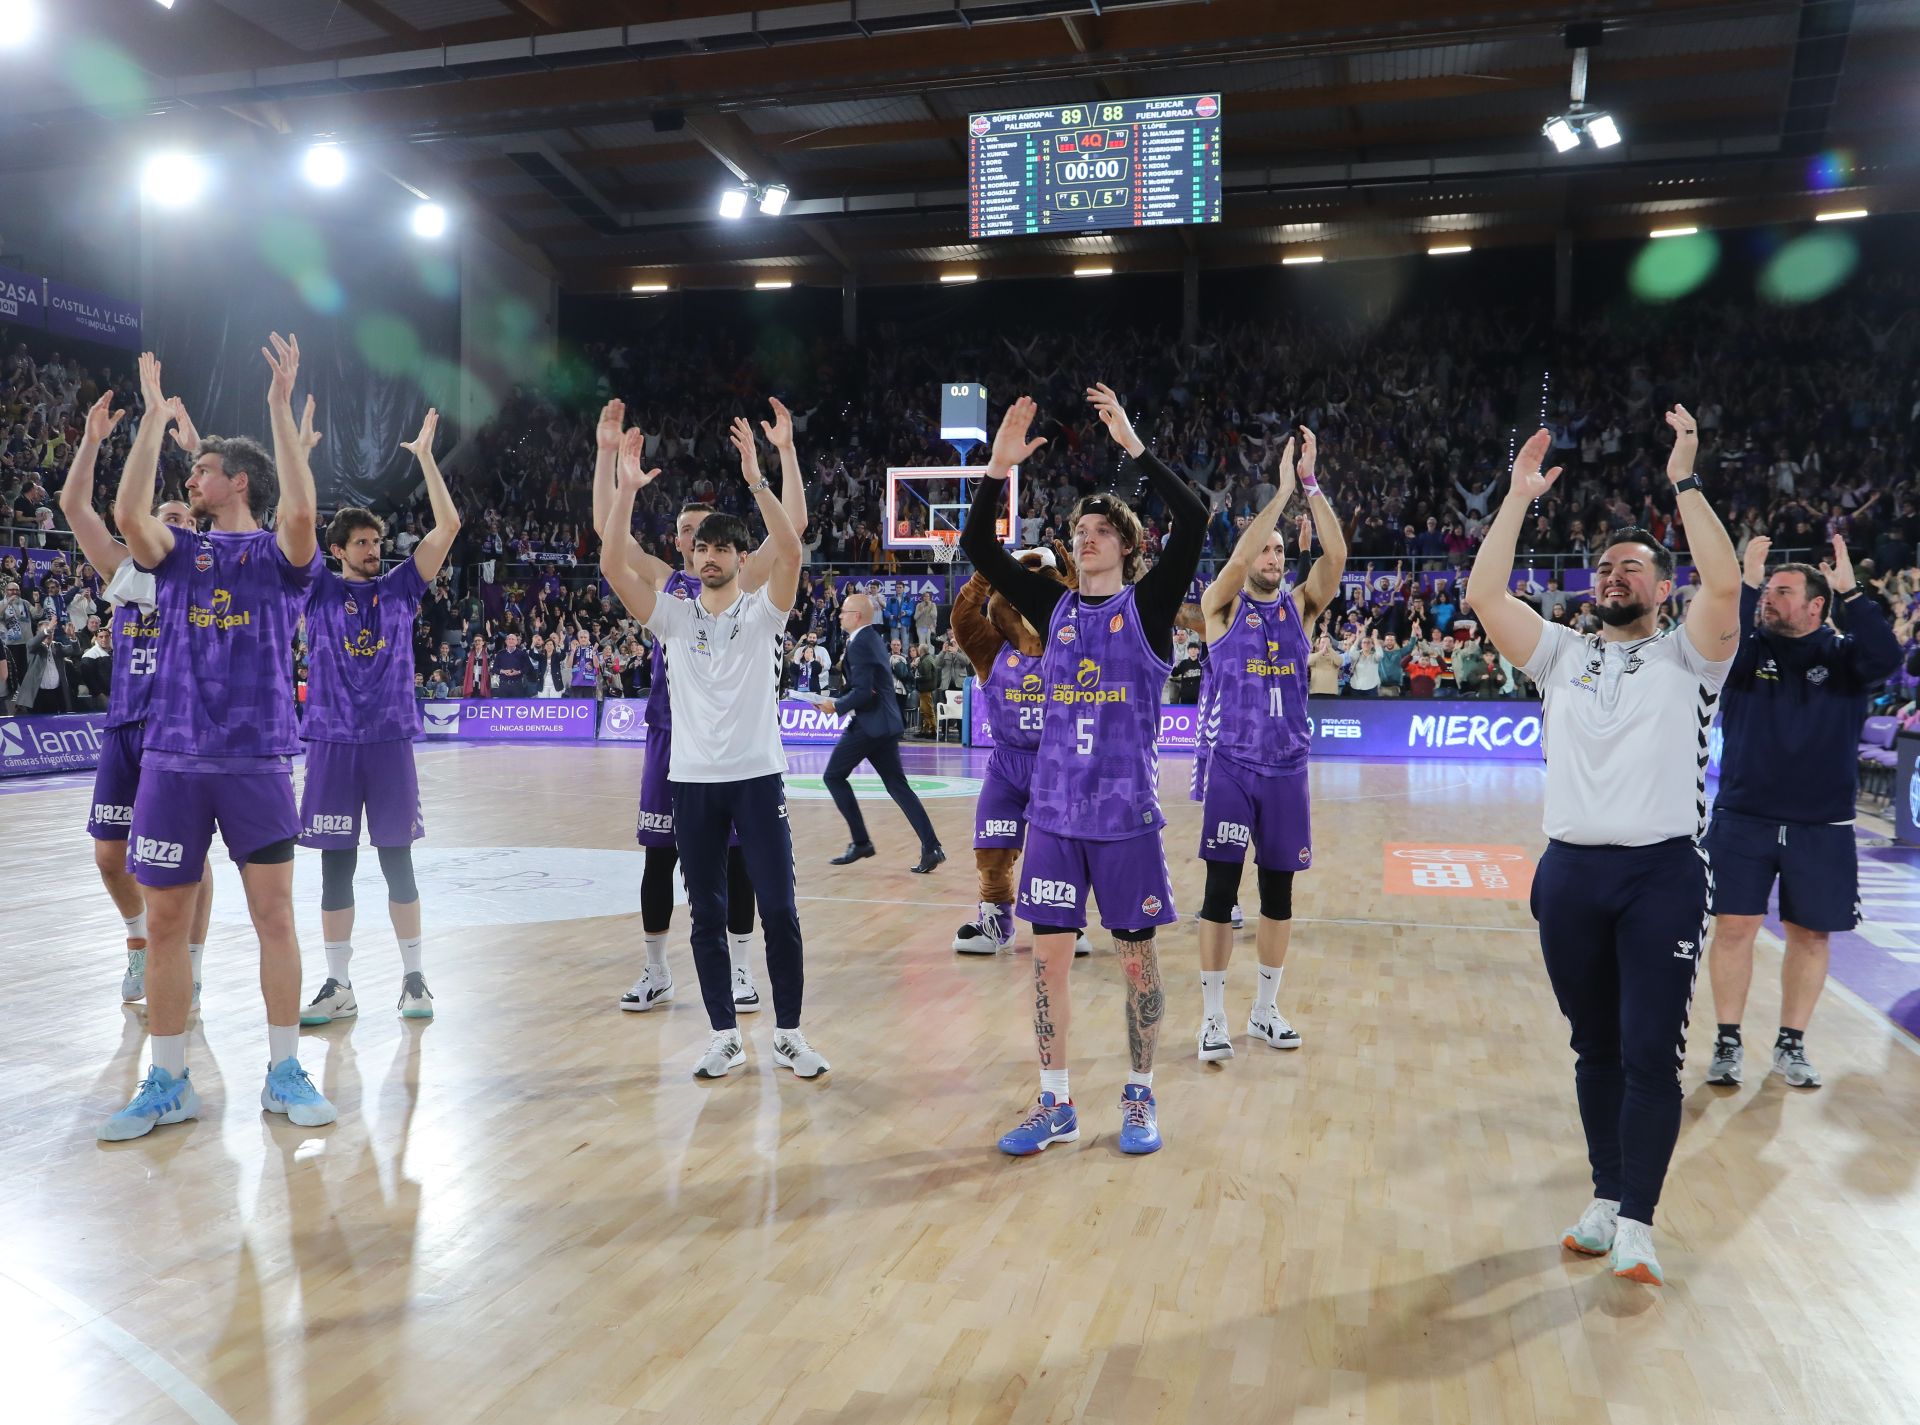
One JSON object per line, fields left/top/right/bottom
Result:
{"left": 1908, "top": 768, "right": 1920, "bottom": 829}
{"left": 605, "top": 703, "right": 635, "bottom": 733}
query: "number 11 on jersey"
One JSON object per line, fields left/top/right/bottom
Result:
{"left": 1269, "top": 684, "right": 1285, "bottom": 719}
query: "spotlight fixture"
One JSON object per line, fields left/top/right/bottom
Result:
{"left": 411, "top": 202, "right": 447, "bottom": 238}
{"left": 302, "top": 142, "right": 347, "bottom": 189}
{"left": 1587, "top": 113, "right": 1621, "bottom": 148}
{"left": 1073, "top": 265, "right": 1113, "bottom": 278}
{"left": 0, "top": 0, "right": 37, "bottom": 45}
{"left": 1281, "top": 254, "right": 1324, "bottom": 266}
{"left": 1649, "top": 226, "right": 1698, "bottom": 239}
{"left": 1428, "top": 244, "right": 1472, "bottom": 256}
{"left": 630, "top": 283, "right": 669, "bottom": 294}
{"left": 141, "top": 151, "right": 208, "bottom": 208}
{"left": 1815, "top": 208, "right": 1868, "bottom": 222}
{"left": 757, "top": 183, "right": 789, "bottom": 216}
{"left": 154, "top": 0, "right": 176, "bottom": 9}
{"left": 1542, "top": 26, "right": 1623, "bottom": 154}
{"left": 1542, "top": 117, "right": 1579, "bottom": 153}
{"left": 939, "top": 273, "right": 978, "bottom": 284}
{"left": 717, "top": 188, "right": 749, "bottom": 220}
{"left": 754, "top": 279, "right": 792, "bottom": 290}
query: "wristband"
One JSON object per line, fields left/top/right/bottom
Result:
{"left": 1300, "top": 473, "right": 1321, "bottom": 496}
{"left": 1672, "top": 473, "right": 1702, "bottom": 495}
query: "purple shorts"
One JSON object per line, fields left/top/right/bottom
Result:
{"left": 299, "top": 739, "right": 423, "bottom": 849}
{"left": 1199, "top": 755, "right": 1312, "bottom": 870}
{"left": 635, "top": 727, "right": 737, "bottom": 849}
{"left": 1188, "top": 744, "right": 1210, "bottom": 804}
{"left": 128, "top": 766, "right": 300, "bottom": 888}
{"left": 1016, "top": 826, "right": 1179, "bottom": 934}
{"left": 87, "top": 724, "right": 144, "bottom": 840}
{"left": 974, "top": 747, "right": 1035, "bottom": 850}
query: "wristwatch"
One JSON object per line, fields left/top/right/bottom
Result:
{"left": 1672, "top": 473, "right": 1702, "bottom": 495}
{"left": 748, "top": 478, "right": 770, "bottom": 492}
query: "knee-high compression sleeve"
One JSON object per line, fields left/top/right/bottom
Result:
{"left": 726, "top": 843, "right": 755, "bottom": 937}
{"left": 1257, "top": 867, "right": 1294, "bottom": 922}
{"left": 977, "top": 847, "right": 1019, "bottom": 905}
{"left": 377, "top": 844, "right": 419, "bottom": 904}
{"left": 1200, "top": 858, "right": 1244, "bottom": 923}
{"left": 640, "top": 846, "right": 678, "bottom": 934}
{"left": 320, "top": 847, "right": 359, "bottom": 912}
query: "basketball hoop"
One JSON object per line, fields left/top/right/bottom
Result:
{"left": 930, "top": 530, "right": 961, "bottom": 565}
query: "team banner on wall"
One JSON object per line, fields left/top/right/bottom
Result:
{"left": 419, "top": 699, "right": 599, "bottom": 740}
{"left": 0, "top": 265, "right": 46, "bottom": 329}
{"left": 0, "top": 713, "right": 107, "bottom": 777}
{"left": 44, "top": 279, "right": 141, "bottom": 348}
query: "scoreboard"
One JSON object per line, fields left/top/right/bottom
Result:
{"left": 966, "top": 93, "right": 1222, "bottom": 239}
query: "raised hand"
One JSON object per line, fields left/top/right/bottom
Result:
{"left": 82, "top": 391, "right": 125, "bottom": 445}
{"left": 401, "top": 407, "right": 438, "bottom": 463}
{"left": 136, "top": 351, "right": 167, "bottom": 413}
{"left": 1819, "top": 532, "right": 1856, "bottom": 595}
{"left": 1276, "top": 436, "right": 1297, "bottom": 507}
{"left": 1742, "top": 534, "right": 1772, "bottom": 588}
{"left": 297, "top": 394, "right": 323, "bottom": 453}
{"left": 166, "top": 396, "right": 200, "bottom": 455}
{"left": 1297, "top": 424, "right": 1321, "bottom": 493}
{"left": 262, "top": 331, "right": 300, "bottom": 407}
{"left": 1086, "top": 382, "right": 1143, "bottom": 457}
{"left": 617, "top": 426, "right": 660, "bottom": 488}
{"left": 1506, "top": 428, "right": 1562, "bottom": 505}
{"left": 1664, "top": 404, "right": 1699, "bottom": 484}
{"left": 1297, "top": 512, "right": 1313, "bottom": 552}
{"left": 727, "top": 417, "right": 763, "bottom": 483}
{"left": 761, "top": 396, "right": 794, "bottom": 452}
{"left": 988, "top": 395, "right": 1047, "bottom": 477}
{"left": 595, "top": 398, "right": 625, "bottom": 453}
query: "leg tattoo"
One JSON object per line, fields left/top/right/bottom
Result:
{"left": 1033, "top": 954, "right": 1058, "bottom": 1068}
{"left": 1122, "top": 937, "right": 1164, "bottom": 1073}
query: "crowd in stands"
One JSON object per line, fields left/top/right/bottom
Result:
{"left": 6, "top": 262, "right": 1920, "bottom": 719}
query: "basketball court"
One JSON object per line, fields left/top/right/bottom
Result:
{"left": 6, "top": 741, "right": 1919, "bottom": 1424}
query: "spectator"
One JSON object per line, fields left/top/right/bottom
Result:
{"left": 915, "top": 642, "right": 940, "bottom": 735}
{"left": 913, "top": 589, "right": 939, "bottom": 649}
{"left": 1308, "top": 633, "right": 1342, "bottom": 695}
{"left": 1345, "top": 632, "right": 1383, "bottom": 696}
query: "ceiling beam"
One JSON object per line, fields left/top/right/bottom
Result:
{"left": 330, "top": 0, "right": 429, "bottom": 47}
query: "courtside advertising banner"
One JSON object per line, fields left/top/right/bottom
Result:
{"left": 0, "top": 712, "right": 107, "bottom": 777}
{"left": 600, "top": 697, "right": 851, "bottom": 745}
{"left": 419, "top": 699, "right": 599, "bottom": 741}
{"left": 44, "top": 278, "right": 141, "bottom": 349}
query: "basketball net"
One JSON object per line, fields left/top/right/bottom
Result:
{"left": 930, "top": 530, "right": 961, "bottom": 565}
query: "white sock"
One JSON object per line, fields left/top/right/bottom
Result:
{"left": 1256, "top": 964, "right": 1284, "bottom": 1015}
{"left": 188, "top": 943, "right": 205, "bottom": 983}
{"left": 1039, "top": 1068, "right": 1070, "bottom": 1102}
{"left": 728, "top": 932, "right": 753, "bottom": 976}
{"left": 644, "top": 933, "right": 669, "bottom": 973}
{"left": 1200, "top": 969, "right": 1227, "bottom": 1021}
{"left": 397, "top": 935, "right": 423, "bottom": 976}
{"left": 150, "top": 1033, "right": 186, "bottom": 1077}
{"left": 1127, "top": 1070, "right": 1154, "bottom": 1090}
{"left": 324, "top": 940, "right": 353, "bottom": 985}
{"left": 267, "top": 1023, "right": 299, "bottom": 1067}
{"left": 124, "top": 910, "right": 148, "bottom": 943}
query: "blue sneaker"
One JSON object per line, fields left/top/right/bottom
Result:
{"left": 98, "top": 1066, "right": 199, "bottom": 1141}
{"left": 261, "top": 1057, "right": 338, "bottom": 1127}
{"left": 997, "top": 1092, "right": 1079, "bottom": 1156}
{"left": 1118, "top": 1083, "right": 1161, "bottom": 1155}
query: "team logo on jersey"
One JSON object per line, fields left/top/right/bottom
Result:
{"left": 194, "top": 548, "right": 213, "bottom": 572}
{"left": 1020, "top": 672, "right": 1043, "bottom": 694}
{"left": 1005, "top": 654, "right": 1020, "bottom": 669}
{"left": 1057, "top": 625, "right": 1076, "bottom": 644}
{"left": 672, "top": 586, "right": 692, "bottom": 600}
{"left": 1075, "top": 657, "right": 1101, "bottom": 690}
{"left": 1141, "top": 895, "right": 1163, "bottom": 915}
{"left": 1109, "top": 613, "right": 1124, "bottom": 633}
{"left": 1807, "top": 666, "right": 1829, "bottom": 686}
{"left": 344, "top": 596, "right": 358, "bottom": 615}
{"left": 1245, "top": 613, "right": 1260, "bottom": 629}
{"left": 1298, "top": 847, "right": 1311, "bottom": 865}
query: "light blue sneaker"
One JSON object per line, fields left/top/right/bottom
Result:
{"left": 261, "top": 1057, "right": 337, "bottom": 1127}
{"left": 997, "top": 1092, "right": 1079, "bottom": 1156}
{"left": 98, "top": 1066, "right": 199, "bottom": 1141}
{"left": 1117, "top": 1083, "right": 1161, "bottom": 1155}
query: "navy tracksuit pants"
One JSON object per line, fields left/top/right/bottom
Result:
{"left": 672, "top": 773, "right": 805, "bottom": 1031}
{"left": 1531, "top": 837, "right": 1709, "bottom": 1225}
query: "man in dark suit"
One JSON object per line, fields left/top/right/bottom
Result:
{"left": 819, "top": 593, "right": 945, "bottom": 873}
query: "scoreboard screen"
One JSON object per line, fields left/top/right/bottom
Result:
{"left": 966, "top": 93, "right": 1222, "bottom": 239}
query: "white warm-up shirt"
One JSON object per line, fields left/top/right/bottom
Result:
{"left": 643, "top": 583, "right": 788, "bottom": 783}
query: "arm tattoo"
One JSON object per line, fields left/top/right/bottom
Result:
{"left": 1122, "top": 941, "right": 1164, "bottom": 1073}
{"left": 1033, "top": 957, "right": 1057, "bottom": 1068}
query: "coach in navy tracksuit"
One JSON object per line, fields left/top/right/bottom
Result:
{"left": 820, "top": 593, "right": 945, "bottom": 873}
{"left": 1702, "top": 535, "right": 1902, "bottom": 1090}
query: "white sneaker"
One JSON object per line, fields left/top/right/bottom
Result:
{"left": 732, "top": 965, "right": 762, "bottom": 1013}
{"left": 954, "top": 902, "right": 1011, "bottom": 954}
{"left": 299, "top": 977, "right": 357, "bottom": 1026}
{"left": 772, "top": 1029, "right": 830, "bottom": 1079}
{"left": 397, "top": 972, "right": 434, "bottom": 1020}
{"left": 1247, "top": 1010, "right": 1301, "bottom": 1049}
{"left": 1610, "top": 1217, "right": 1664, "bottom": 1284}
{"left": 121, "top": 942, "right": 147, "bottom": 1002}
{"left": 1230, "top": 904, "right": 1244, "bottom": 930}
{"left": 1772, "top": 1041, "right": 1822, "bottom": 1088}
{"left": 1197, "top": 1014, "right": 1234, "bottom": 1062}
{"left": 1074, "top": 932, "right": 1092, "bottom": 958}
{"left": 693, "top": 1030, "right": 745, "bottom": 1079}
{"left": 1560, "top": 1197, "right": 1619, "bottom": 1255}
{"left": 619, "top": 966, "right": 672, "bottom": 1012}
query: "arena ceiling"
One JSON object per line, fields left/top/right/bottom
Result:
{"left": 14, "top": 0, "right": 1920, "bottom": 292}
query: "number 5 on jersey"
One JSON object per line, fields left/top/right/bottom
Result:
{"left": 1076, "top": 714, "right": 1093, "bottom": 755}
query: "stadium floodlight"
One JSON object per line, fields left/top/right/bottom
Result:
{"left": 1073, "top": 265, "right": 1113, "bottom": 277}
{"left": 1586, "top": 112, "right": 1621, "bottom": 148}
{"left": 1542, "top": 116, "right": 1579, "bottom": 153}
{"left": 0, "top": 0, "right": 38, "bottom": 48}
{"left": 754, "top": 279, "right": 792, "bottom": 290}
{"left": 1815, "top": 208, "right": 1868, "bottom": 222}
{"left": 630, "top": 282, "right": 669, "bottom": 293}
{"left": 141, "top": 151, "right": 209, "bottom": 208}
{"left": 1649, "top": 225, "right": 1698, "bottom": 239}
{"left": 939, "top": 273, "right": 978, "bottom": 284}
{"left": 718, "top": 188, "right": 749, "bottom": 220}
{"left": 154, "top": 0, "right": 177, "bottom": 8}
{"left": 411, "top": 202, "right": 447, "bottom": 238}
{"left": 302, "top": 143, "right": 347, "bottom": 189}
{"left": 757, "top": 183, "right": 789, "bottom": 216}
{"left": 1281, "top": 254, "right": 1324, "bottom": 266}
{"left": 1428, "top": 244, "right": 1471, "bottom": 256}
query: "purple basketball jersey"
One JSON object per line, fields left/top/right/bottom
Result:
{"left": 645, "top": 569, "right": 701, "bottom": 735}
{"left": 303, "top": 558, "right": 429, "bottom": 743}
{"left": 1202, "top": 588, "right": 1310, "bottom": 773}
{"left": 1029, "top": 585, "right": 1172, "bottom": 842}
{"left": 141, "top": 526, "right": 320, "bottom": 760}
{"left": 981, "top": 644, "right": 1046, "bottom": 752}
{"left": 105, "top": 600, "right": 162, "bottom": 730}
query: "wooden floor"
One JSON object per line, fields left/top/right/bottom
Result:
{"left": 4, "top": 741, "right": 1919, "bottom": 1425}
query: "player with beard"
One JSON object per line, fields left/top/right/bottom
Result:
{"left": 1467, "top": 409, "right": 1741, "bottom": 1285}
{"left": 592, "top": 399, "right": 806, "bottom": 1017}
{"left": 101, "top": 340, "right": 334, "bottom": 1140}
{"left": 961, "top": 389, "right": 1209, "bottom": 1159}
{"left": 296, "top": 408, "right": 461, "bottom": 1028}
{"left": 1191, "top": 427, "right": 1345, "bottom": 1062}
{"left": 58, "top": 389, "right": 215, "bottom": 1008}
